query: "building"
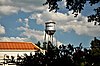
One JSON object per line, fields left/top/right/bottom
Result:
{"left": 0, "top": 42, "right": 44, "bottom": 66}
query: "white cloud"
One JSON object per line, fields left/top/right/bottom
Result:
{"left": 24, "top": 18, "right": 29, "bottom": 28}
{"left": 17, "top": 18, "right": 23, "bottom": 22}
{"left": 29, "top": 11, "right": 77, "bottom": 25}
{"left": 0, "top": 0, "right": 12, "bottom": 5}
{"left": 0, "top": 0, "right": 47, "bottom": 15}
{"left": 30, "top": 11, "right": 100, "bottom": 37}
{"left": 17, "top": 17, "right": 44, "bottom": 42}
{"left": 0, "top": 24, "right": 5, "bottom": 34}
{"left": 17, "top": 18, "right": 29, "bottom": 28}
{"left": 0, "top": 5, "right": 19, "bottom": 15}
{"left": 17, "top": 26, "right": 44, "bottom": 42}
{"left": 63, "top": 22, "right": 100, "bottom": 37}
{"left": 0, "top": 37, "right": 27, "bottom": 42}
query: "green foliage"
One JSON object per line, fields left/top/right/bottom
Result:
{"left": 90, "top": 37, "right": 100, "bottom": 65}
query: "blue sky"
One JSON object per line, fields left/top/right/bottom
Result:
{"left": 0, "top": 0, "right": 100, "bottom": 48}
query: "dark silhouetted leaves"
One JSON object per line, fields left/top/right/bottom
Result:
{"left": 43, "top": 0, "right": 100, "bottom": 25}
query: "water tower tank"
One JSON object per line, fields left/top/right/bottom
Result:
{"left": 45, "top": 22, "right": 56, "bottom": 35}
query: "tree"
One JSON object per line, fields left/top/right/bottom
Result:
{"left": 36, "top": 41, "right": 41, "bottom": 48}
{"left": 42, "top": 42, "right": 47, "bottom": 50}
{"left": 90, "top": 37, "right": 100, "bottom": 66}
{"left": 43, "top": 0, "right": 100, "bottom": 25}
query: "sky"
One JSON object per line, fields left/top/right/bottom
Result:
{"left": 0, "top": 0, "right": 100, "bottom": 48}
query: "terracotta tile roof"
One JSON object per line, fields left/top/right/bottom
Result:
{"left": 0, "top": 42, "right": 40, "bottom": 50}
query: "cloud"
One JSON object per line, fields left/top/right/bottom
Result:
{"left": 0, "top": 0, "right": 12, "bottom": 5}
{"left": 0, "top": 24, "right": 5, "bottom": 34}
{"left": 24, "top": 18, "right": 29, "bottom": 28}
{"left": 62, "top": 22, "right": 100, "bottom": 37}
{"left": 30, "top": 11, "right": 100, "bottom": 37}
{"left": 17, "top": 17, "right": 44, "bottom": 42}
{"left": 0, "top": 5, "right": 19, "bottom": 15}
{"left": 17, "top": 18, "right": 29, "bottom": 28}
{"left": 29, "top": 11, "right": 78, "bottom": 25}
{"left": 0, "top": 0, "right": 47, "bottom": 15}
{"left": 0, "top": 37, "right": 27, "bottom": 42}
{"left": 17, "top": 18, "right": 23, "bottom": 22}
{"left": 17, "top": 26, "right": 44, "bottom": 42}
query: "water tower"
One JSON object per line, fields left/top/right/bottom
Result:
{"left": 44, "top": 21, "right": 56, "bottom": 44}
